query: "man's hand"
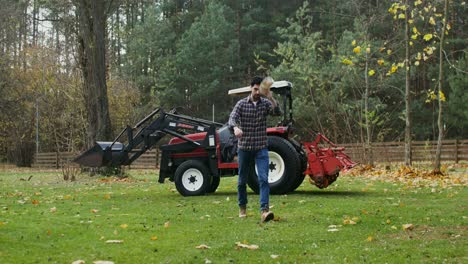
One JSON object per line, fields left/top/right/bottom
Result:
{"left": 266, "top": 91, "right": 277, "bottom": 108}
{"left": 234, "top": 127, "right": 243, "bottom": 138}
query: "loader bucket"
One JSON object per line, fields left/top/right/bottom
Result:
{"left": 74, "top": 141, "right": 125, "bottom": 167}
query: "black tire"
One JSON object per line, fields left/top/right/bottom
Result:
{"left": 287, "top": 150, "right": 308, "bottom": 192}
{"left": 247, "top": 136, "right": 301, "bottom": 194}
{"left": 206, "top": 176, "right": 220, "bottom": 193}
{"left": 174, "top": 160, "right": 212, "bottom": 196}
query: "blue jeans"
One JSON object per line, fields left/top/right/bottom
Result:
{"left": 237, "top": 148, "right": 270, "bottom": 212}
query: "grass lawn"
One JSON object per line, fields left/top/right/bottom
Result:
{"left": 0, "top": 165, "right": 466, "bottom": 263}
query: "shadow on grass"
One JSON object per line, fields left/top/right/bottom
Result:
{"left": 287, "top": 190, "right": 370, "bottom": 197}
{"left": 207, "top": 190, "right": 373, "bottom": 197}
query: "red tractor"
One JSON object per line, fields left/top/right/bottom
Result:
{"left": 75, "top": 81, "right": 356, "bottom": 196}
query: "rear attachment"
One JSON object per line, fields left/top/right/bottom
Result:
{"left": 303, "top": 133, "right": 357, "bottom": 189}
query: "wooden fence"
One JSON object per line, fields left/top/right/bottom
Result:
{"left": 33, "top": 139, "right": 468, "bottom": 169}
{"left": 341, "top": 139, "right": 468, "bottom": 164}
{"left": 33, "top": 150, "right": 160, "bottom": 169}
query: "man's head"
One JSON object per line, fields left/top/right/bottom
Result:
{"left": 250, "top": 76, "right": 263, "bottom": 102}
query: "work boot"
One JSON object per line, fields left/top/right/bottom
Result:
{"left": 261, "top": 209, "right": 274, "bottom": 223}
{"left": 239, "top": 206, "right": 247, "bottom": 218}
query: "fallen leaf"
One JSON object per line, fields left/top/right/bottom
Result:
{"left": 367, "top": 236, "right": 374, "bottom": 242}
{"left": 72, "top": 260, "right": 85, "bottom": 264}
{"left": 205, "top": 259, "right": 212, "bottom": 264}
{"left": 105, "top": 240, "right": 123, "bottom": 244}
{"left": 196, "top": 244, "right": 211, "bottom": 249}
{"left": 402, "top": 224, "right": 414, "bottom": 231}
{"left": 327, "top": 224, "right": 341, "bottom": 231}
{"left": 270, "top": 255, "right": 280, "bottom": 259}
{"left": 120, "top": 224, "right": 128, "bottom": 229}
{"left": 343, "top": 216, "right": 358, "bottom": 225}
{"left": 93, "top": 261, "right": 114, "bottom": 264}
{"left": 150, "top": 236, "right": 158, "bottom": 241}
{"left": 103, "top": 194, "right": 111, "bottom": 199}
{"left": 50, "top": 207, "right": 57, "bottom": 213}
{"left": 91, "top": 209, "right": 99, "bottom": 213}
{"left": 235, "top": 242, "right": 259, "bottom": 250}
{"left": 164, "top": 222, "right": 170, "bottom": 228}
{"left": 31, "top": 200, "right": 40, "bottom": 205}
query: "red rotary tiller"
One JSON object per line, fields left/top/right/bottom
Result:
{"left": 303, "top": 133, "right": 356, "bottom": 189}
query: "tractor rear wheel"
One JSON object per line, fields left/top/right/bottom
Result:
{"left": 287, "top": 150, "right": 307, "bottom": 192}
{"left": 174, "top": 160, "right": 211, "bottom": 196}
{"left": 247, "top": 136, "right": 300, "bottom": 194}
{"left": 206, "top": 176, "right": 220, "bottom": 193}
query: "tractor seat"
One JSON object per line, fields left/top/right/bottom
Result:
{"left": 218, "top": 125, "right": 237, "bottom": 162}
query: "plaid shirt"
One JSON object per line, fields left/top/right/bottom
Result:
{"left": 229, "top": 95, "right": 281, "bottom": 150}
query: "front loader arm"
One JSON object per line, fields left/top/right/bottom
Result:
{"left": 74, "top": 108, "right": 221, "bottom": 168}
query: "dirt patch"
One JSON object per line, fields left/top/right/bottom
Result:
{"left": 384, "top": 225, "right": 467, "bottom": 241}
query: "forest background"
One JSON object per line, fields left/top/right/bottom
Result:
{"left": 0, "top": 0, "right": 466, "bottom": 167}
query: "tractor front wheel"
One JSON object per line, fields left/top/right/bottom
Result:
{"left": 174, "top": 160, "right": 211, "bottom": 196}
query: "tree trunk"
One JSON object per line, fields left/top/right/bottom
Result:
{"left": 116, "top": 7, "right": 122, "bottom": 74}
{"left": 75, "top": 0, "right": 112, "bottom": 146}
{"left": 434, "top": 0, "right": 449, "bottom": 172}
{"left": 364, "top": 50, "right": 373, "bottom": 165}
{"left": 32, "top": 0, "right": 39, "bottom": 47}
{"left": 404, "top": 0, "right": 412, "bottom": 166}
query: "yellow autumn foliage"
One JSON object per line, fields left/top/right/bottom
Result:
{"left": 342, "top": 58, "right": 354, "bottom": 65}
{"left": 439, "top": 90, "right": 446, "bottom": 102}
{"left": 423, "top": 34, "right": 433, "bottom": 41}
{"left": 353, "top": 46, "right": 361, "bottom": 54}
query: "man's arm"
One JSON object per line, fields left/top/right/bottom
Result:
{"left": 229, "top": 100, "right": 243, "bottom": 138}
{"left": 266, "top": 91, "right": 282, "bottom": 116}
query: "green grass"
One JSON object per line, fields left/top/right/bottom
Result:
{"left": 0, "top": 168, "right": 466, "bottom": 263}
